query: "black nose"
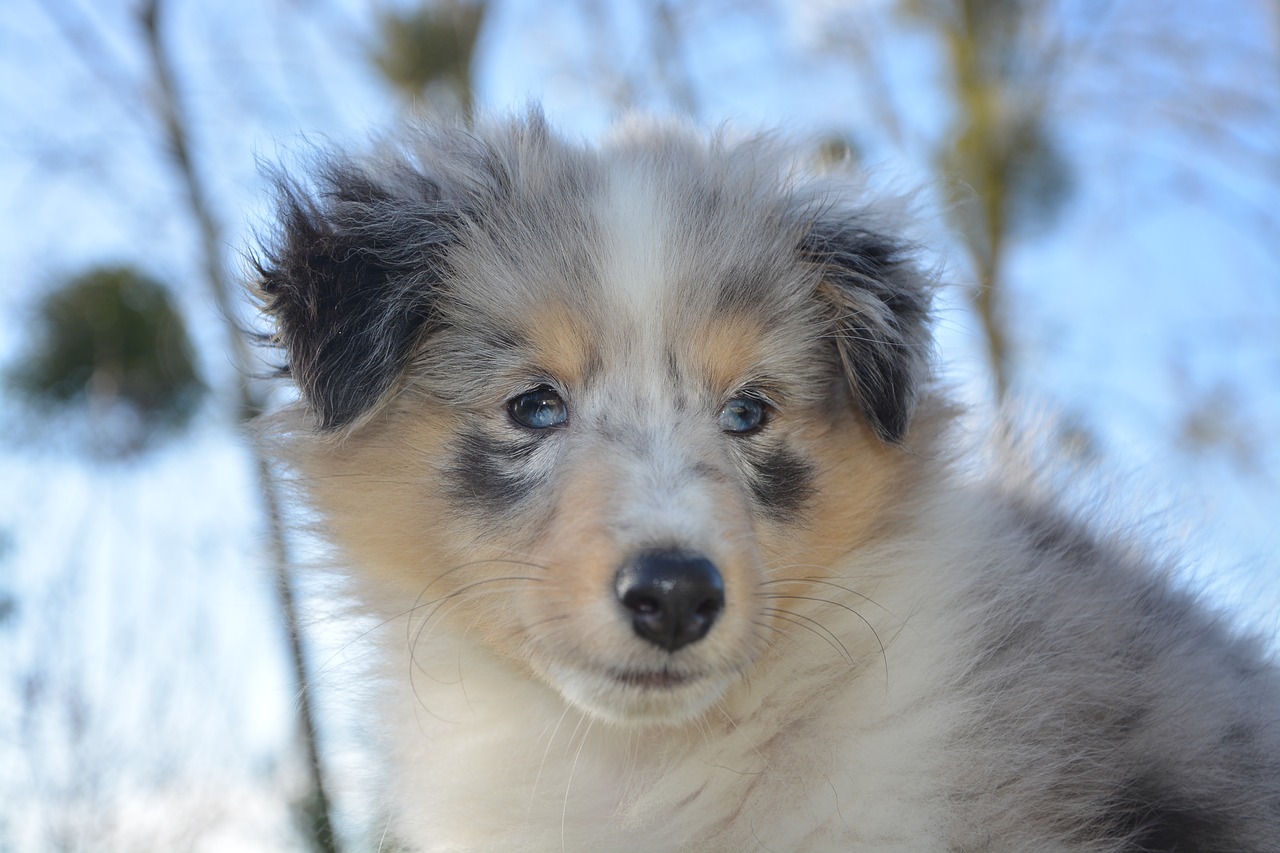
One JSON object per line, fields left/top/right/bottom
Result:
{"left": 615, "top": 551, "right": 725, "bottom": 652}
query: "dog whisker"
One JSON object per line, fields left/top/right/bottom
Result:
{"left": 530, "top": 703, "right": 576, "bottom": 817}
{"left": 758, "top": 574, "right": 898, "bottom": 617}
{"left": 562, "top": 716, "right": 595, "bottom": 853}
{"left": 761, "top": 592, "right": 889, "bottom": 686}
{"left": 403, "top": 575, "right": 543, "bottom": 709}
{"left": 761, "top": 606, "right": 857, "bottom": 668}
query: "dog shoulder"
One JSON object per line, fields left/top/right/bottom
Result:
{"left": 926, "top": 479, "right": 1280, "bottom": 852}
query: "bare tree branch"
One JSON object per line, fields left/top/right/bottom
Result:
{"left": 652, "top": 1, "right": 700, "bottom": 117}
{"left": 136, "top": 2, "right": 340, "bottom": 851}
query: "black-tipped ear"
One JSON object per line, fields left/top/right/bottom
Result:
{"left": 255, "top": 165, "right": 459, "bottom": 431}
{"left": 802, "top": 220, "right": 933, "bottom": 443}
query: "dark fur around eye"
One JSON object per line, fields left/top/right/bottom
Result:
{"left": 444, "top": 428, "right": 545, "bottom": 513}
{"left": 741, "top": 444, "right": 815, "bottom": 521}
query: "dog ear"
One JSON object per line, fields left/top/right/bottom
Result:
{"left": 802, "top": 219, "right": 933, "bottom": 443}
{"left": 255, "top": 164, "right": 460, "bottom": 431}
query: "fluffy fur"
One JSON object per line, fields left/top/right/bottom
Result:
{"left": 254, "top": 112, "right": 1280, "bottom": 852}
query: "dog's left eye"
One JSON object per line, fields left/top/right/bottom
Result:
{"left": 508, "top": 386, "right": 568, "bottom": 429}
{"left": 719, "top": 396, "right": 768, "bottom": 434}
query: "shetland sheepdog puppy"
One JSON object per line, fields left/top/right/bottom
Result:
{"left": 254, "top": 112, "right": 1280, "bottom": 852}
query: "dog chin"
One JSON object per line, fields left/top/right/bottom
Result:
{"left": 546, "top": 661, "right": 734, "bottom": 726}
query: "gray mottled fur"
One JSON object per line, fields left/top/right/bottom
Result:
{"left": 254, "top": 111, "right": 1280, "bottom": 852}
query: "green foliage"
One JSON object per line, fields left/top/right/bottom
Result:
{"left": 904, "top": 0, "right": 1077, "bottom": 396}
{"left": 942, "top": 113, "right": 1074, "bottom": 246}
{"left": 293, "top": 785, "right": 341, "bottom": 853}
{"left": 370, "top": 2, "right": 487, "bottom": 116}
{"left": 1176, "top": 381, "right": 1258, "bottom": 471}
{"left": 8, "top": 264, "right": 205, "bottom": 443}
{"left": 815, "top": 132, "right": 863, "bottom": 169}
{"left": 0, "top": 529, "right": 12, "bottom": 628}
{"left": 927, "top": 0, "right": 1075, "bottom": 246}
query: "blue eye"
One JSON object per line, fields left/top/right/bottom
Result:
{"left": 508, "top": 386, "right": 568, "bottom": 429}
{"left": 719, "top": 396, "right": 767, "bottom": 434}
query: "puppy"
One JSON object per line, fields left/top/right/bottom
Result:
{"left": 254, "top": 112, "right": 1280, "bottom": 852}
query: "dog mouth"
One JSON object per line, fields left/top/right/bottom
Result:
{"left": 542, "top": 658, "right": 736, "bottom": 724}
{"left": 610, "top": 668, "right": 701, "bottom": 690}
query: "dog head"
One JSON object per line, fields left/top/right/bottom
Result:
{"left": 256, "top": 112, "right": 934, "bottom": 725}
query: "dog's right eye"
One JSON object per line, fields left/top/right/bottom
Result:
{"left": 719, "top": 396, "right": 768, "bottom": 434}
{"left": 508, "top": 386, "right": 568, "bottom": 429}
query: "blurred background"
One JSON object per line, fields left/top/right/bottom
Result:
{"left": 1, "top": 0, "right": 1277, "bottom": 849}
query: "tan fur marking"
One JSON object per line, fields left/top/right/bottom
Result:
{"left": 524, "top": 303, "right": 597, "bottom": 388}
{"left": 688, "top": 312, "right": 768, "bottom": 394}
{"left": 296, "top": 406, "right": 540, "bottom": 657}
{"left": 769, "top": 414, "right": 908, "bottom": 570}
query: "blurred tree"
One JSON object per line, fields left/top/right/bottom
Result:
{"left": 7, "top": 265, "right": 205, "bottom": 456}
{"left": 135, "top": 0, "right": 342, "bottom": 848}
{"left": 909, "top": 0, "right": 1075, "bottom": 399}
{"left": 371, "top": 1, "right": 488, "bottom": 120}
{"left": 816, "top": 132, "right": 864, "bottom": 168}
{"left": 0, "top": 530, "right": 13, "bottom": 629}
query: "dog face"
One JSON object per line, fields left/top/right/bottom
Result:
{"left": 257, "top": 114, "right": 933, "bottom": 725}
